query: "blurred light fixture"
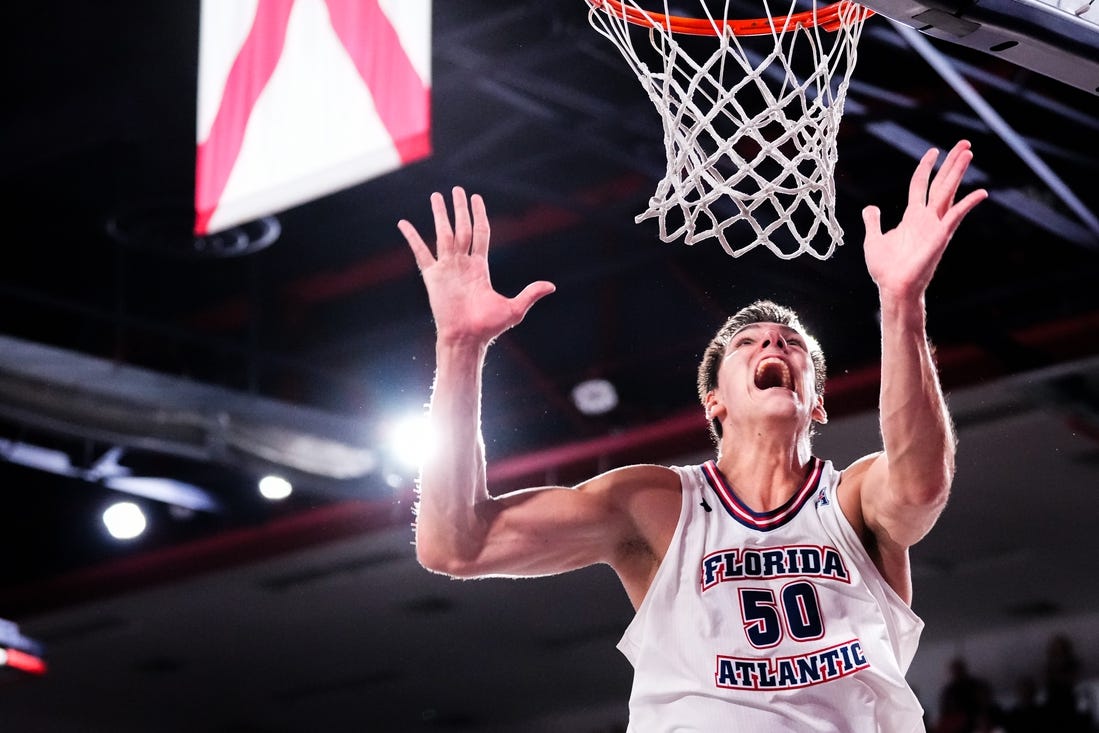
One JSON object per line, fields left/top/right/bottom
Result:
{"left": 571, "top": 378, "right": 619, "bottom": 415}
{"left": 102, "top": 502, "right": 147, "bottom": 540}
{"left": 0, "top": 618, "right": 47, "bottom": 675}
{"left": 102, "top": 475, "right": 220, "bottom": 512}
{"left": 105, "top": 202, "right": 280, "bottom": 258}
{"left": 0, "top": 647, "right": 47, "bottom": 675}
{"left": 388, "top": 411, "right": 436, "bottom": 471}
{"left": 258, "top": 475, "right": 293, "bottom": 500}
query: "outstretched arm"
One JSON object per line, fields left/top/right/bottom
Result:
{"left": 400, "top": 188, "right": 671, "bottom": 583}
{"left": 857, "top": 141, "right": 987, "bottom": 555}
{"left": 400, "top": 187, "right": 553, "bottom": 574}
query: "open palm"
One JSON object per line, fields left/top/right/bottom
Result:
{"left": 399, "top": 187, "right": 555, "bottom": 345}
{"left": 863, "top": 141, "right": 988, "bottom": 301}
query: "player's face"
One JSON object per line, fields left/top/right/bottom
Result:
{"left": 708, "top": 322, "right": 825, "bottom": 429}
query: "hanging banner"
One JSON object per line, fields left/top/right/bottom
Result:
{"left": 195, "top": 0, "right": 431, "bottom": 235}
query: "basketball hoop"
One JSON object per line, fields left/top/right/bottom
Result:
{"left": 586, "top": 0, "right": 873, "bottom": 259}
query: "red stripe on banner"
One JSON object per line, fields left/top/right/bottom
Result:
{"left": 324, "top": 0, "right": 432, "bottom": 164}
{"left": 194, "top": 0, "right": 296, "bottom": 235}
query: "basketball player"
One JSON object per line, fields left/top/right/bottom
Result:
{"left": 399, "top": 140, "right": 987, "bottom": 731}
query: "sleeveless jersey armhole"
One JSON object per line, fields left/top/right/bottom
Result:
{"left": 824, "top": 472, "right": 924, "bottom": 668}
{"left": 829, "top": 475, "right": 918, "bottom": 614}
{"left": 617, "top": 464, "right": 694, "bottom": 665}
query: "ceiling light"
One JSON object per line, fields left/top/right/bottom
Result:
{"left": 387, "top": 412, "right": 436, "bottom": 471}
{"left": 258, "top": 475, "right": 293, "bottom": 501}
{"left": 571, "top": 378, "right": 619, "bottom": 415}
{"left": 102, "top": 502, "right": 147, "bottom": 540}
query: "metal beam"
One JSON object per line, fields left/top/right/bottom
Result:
{"left": 893, "top": 21, "right": 1099, "bottom": 243}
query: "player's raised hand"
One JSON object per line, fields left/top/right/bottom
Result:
{"left": 399, "top": 187, "right": 556, "bottom": 346}
{"left": 862, "top": 140, "right": 988, "bottom": 302}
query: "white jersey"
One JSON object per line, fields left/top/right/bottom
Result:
{"left": 619, "top": 459, "right": 925, "bottom": 732}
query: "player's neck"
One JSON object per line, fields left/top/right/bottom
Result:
{"left": 714, "top": 428, "right": 814, "bottom": 512}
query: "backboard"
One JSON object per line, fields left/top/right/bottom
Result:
{"left": 861, "top": 0, "right": 1099, "bottom": 94}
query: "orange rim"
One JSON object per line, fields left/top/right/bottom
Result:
{"left": 587, "top": 0, "right": 873, "bottom": 36}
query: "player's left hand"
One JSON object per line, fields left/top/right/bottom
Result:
{"left": 862, "top": 140, "right": 988, "bottom": 302}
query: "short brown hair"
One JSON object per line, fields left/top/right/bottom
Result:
{"left": 696, "top": 300, "right": 826, "bottom": 441}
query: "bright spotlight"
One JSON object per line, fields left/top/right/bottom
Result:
{"left": 258, "top": 475, "right": 292, "bottom": 500}
{"left": 388, "top": 412, "right": 436, "bottom": 471}
{"left": 102, "top": 502, "right": 147, "bottom": 540}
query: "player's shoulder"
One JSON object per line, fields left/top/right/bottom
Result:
{"left": 835, "top": 451, "right": 885, "bottom": 536}
{"left": 598, "top": 465, "right": 685, "bottom": 579}
{"left": 838, "top": 451, "right": 885, "bottom": 485}
{"left": 589, "top": 463, "right": 681, "bottom": 491}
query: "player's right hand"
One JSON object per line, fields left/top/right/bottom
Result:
{"left": 399, "top": 187, "right": 556, "bottom": 346}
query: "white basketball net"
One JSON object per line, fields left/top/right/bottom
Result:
{"left": 586, "top": 0, "right": 871, "bottom": 259}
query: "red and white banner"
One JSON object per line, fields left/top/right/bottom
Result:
{"left": 195, "top": 0, "right": 431, "bottom": 235}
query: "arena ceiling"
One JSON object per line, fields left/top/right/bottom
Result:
{"left": 0, "top": 2, "right": 1097, "bottom": 730}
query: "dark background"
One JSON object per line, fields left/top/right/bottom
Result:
{"left": 0, "top": 2, "right": 1097, "bottom": 731}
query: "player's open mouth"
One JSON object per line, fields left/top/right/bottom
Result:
{"left": 754, "top": 357, "right": 793, "bottom": 391}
